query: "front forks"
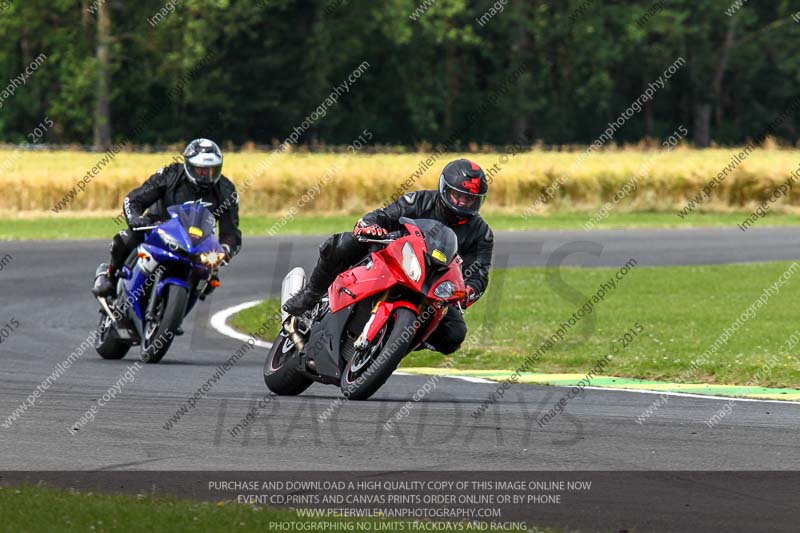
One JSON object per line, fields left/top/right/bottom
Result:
{"left": 353, "top": 291, "right": 390, "bottom": 350}
{"left": 144, "top": 269, "right": 164, "bottom": 322}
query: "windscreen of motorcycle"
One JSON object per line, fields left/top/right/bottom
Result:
{"left": 167, "top": 203, "right": 216, "bottom": 242}
{"left": 413, "top": 218, "right": 458, "bottom": 266}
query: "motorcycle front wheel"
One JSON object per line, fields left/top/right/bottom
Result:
{"left": 340, "top": 307, "right": 417, "bottom": 401}
{"left": 141, "top": 284, "right": 187, "bottom": 364}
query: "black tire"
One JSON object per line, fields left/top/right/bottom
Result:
{"left": 94, "top": 311, "right": 131, "bottom": 360}
{"left": 264, "top": 333, "right": 314, "bottom": 395}
{"left": 340, "top": 308, "right": 417, "bottom": 401}
{"left": 140, "top": 284, "right": 187, "bottom": 364}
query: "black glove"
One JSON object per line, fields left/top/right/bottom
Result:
{"left": 221, "top": 244, "right": 233, "bottom": 264}
{"left": 462, "top": 285, "right": 479, "bottom": 309}
{"left": 129, "top": 215, "right": 156, "bottom": 229}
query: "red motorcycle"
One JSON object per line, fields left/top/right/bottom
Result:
{"left": 264, "top": 217, "right": 466, "bottom": 400}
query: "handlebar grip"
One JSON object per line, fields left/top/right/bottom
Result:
{"left": 356, "top": 230, "right": 404, "bottom": 244}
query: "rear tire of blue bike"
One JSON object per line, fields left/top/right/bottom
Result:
{"left": 95, "top": 311, "right": 131, "bottom": 360}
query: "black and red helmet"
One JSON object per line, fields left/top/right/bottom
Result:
{"left": 438, "top": 159, "right": 488, "bottom": 217}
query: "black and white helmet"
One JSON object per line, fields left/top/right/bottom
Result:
{"left": 183, "top": 138, "right": 223, "bottom": 191}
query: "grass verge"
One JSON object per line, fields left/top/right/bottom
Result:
{"left": 3, "top": 210, "right": 800, "bottom": 240}
{"left": 0, "top": 485, "right": 566, "bottom": 533}
{"left": 0, "top": 485, "right": 349, "bottom": 533}
{"left": 230, "top": 262, "right": 800, "bottom": 388}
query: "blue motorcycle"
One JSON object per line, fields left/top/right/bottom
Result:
{"left": 93, "top": 200, "right": 226, "bottom": 363}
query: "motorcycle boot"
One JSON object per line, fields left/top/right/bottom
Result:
{"left": 282, "top": 261, "right": 338, "bottom": 317}
{"left": 91, "top": 263, "right": 115, "bottom": 298}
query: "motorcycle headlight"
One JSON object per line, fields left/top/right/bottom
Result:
{"left": 200, "top": 251, "right": 222, "bottom": 266}
{"left": 433, "top": 281, "right": 455, "bottom": 299}
{"left": 401, "top": 242, "right": 422, "bottom": 282}
{"left": 157, "top": 228, "right": 186, "bottom": 253}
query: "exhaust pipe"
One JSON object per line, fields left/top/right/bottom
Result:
{"left": 285, "top": 316, "right": 306, "bottom": 353}
{"left": 96, "top": 297, "right": 118, "bottom": 323}
{"left": 280, "top": 266, "right": 306, "bottom": 323}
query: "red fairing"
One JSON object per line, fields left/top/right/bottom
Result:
{"left": 327, "top": 220, "right": 466, "bottom": 347}
{"left": 362, "top": 300, "right": 420, "bottom": 345}
{"left": 329, "top": 221, "right": 427, "bottom": 313}
{"left": 426, "top": 255, "right": 466, "bottom": 302}
{"left": 415, "top": 258, "right": 466, "bottom": 345}
{"left": 328, "top": 252, "right": 395, "bottom": 313}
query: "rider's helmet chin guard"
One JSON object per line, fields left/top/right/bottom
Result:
{"left": 183, "top": 138, "right": 223, "bottom": 192}
{"left": 438, "top": 159, "right": 488, "bottom": 218}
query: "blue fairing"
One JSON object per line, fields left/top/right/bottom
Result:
{"left": 157, "top": 277, "right": 190, "bottom": 297}
{"left": 119, "top": 202, "right": 225, "bottom": 324}
{"left": 122, "top": 267, "right": 150, "bottom": 321}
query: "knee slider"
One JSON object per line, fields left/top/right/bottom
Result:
{"left": 452, "top": 321, "right": 468, "bottom": 345}
{"left": 110, "top": 232, "right": 127, "bottom": 254}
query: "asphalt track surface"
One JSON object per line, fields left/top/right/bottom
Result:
{"left": 1, "top": 227, "right": 799, "bottom": 531}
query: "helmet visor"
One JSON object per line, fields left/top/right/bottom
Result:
{"left": 187, "top": 164, "right": 222, "bottom": 185}
{"left": 442, "top": 183, "right": 485, "bottom": 216}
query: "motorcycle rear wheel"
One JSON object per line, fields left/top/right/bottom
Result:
{"left": 340, "top": 307, "right": 417, "bottom": 401}
{"left": 94, "top": 310, "right": 131, "bottom": 359}
{"left": 264, "top": 333, "right": 313, "bottom": 395}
